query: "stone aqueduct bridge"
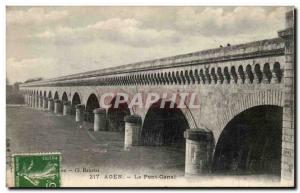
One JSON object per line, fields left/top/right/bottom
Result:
{"left": 20, "top": 11, "right": 295, "bottom": 182}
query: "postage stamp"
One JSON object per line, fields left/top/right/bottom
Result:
{"left": 13, "top": 153, "right": 61, "bottom": 188}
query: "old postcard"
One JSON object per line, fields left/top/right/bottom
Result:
{"left": 6, "top": 6, "right": 295, "bottom": 188}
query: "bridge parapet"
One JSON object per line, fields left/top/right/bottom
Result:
{"left": 107, "top": 59, "right": 284, "bottom": 86}
{"left": 23, "top": 57, "right": 284, "bottom": 87}
{"left": 20, "top": 37, "right": 284, "bottom": 88}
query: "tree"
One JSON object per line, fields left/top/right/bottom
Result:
{"left": 13, "top": 82, "right": 22, "bottom": 90}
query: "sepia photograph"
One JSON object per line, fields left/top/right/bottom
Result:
{"left": 5, "top": 5, "right": 295, "bottom": 188}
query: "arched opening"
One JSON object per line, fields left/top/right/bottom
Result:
{"left": 200, "top": 69, "right": 206, "bottom": 84}
{"left": 107, "top": 96, "right": 130, "bottom": 132}
{"left": 194, "top": 69, "right": 200, "bottom": 84}
{"left": 263, "top": 63, "right": 272, "bottom": 83}
{"left": 205, "top": 68, "right": 211, "bottom": 84}
{"left": 246, "top": 65, "right": 254, "bottom": 83}
{"left": 231, "top": 66, "right": 238, "bottom": 83}
{"left": 54, "top": 92, "right": 59, "bottom": 100}
{"left": 217, "top": 67, "right": 224, "bottom": 84}
{"left": 273, "top": 62, "right": 282, "bottom": 83}
{"left": 164, "top": 72, "right": 169, "bottom": 84}
{"left": 43, "top": 91, "right": 46, "bottom": 98}
{"left": 172, "top": 71, "right": 177, "bottom": 84}
{"left": 48, "top": 91, "right": 52, "bottom": 99}
{"left": 71, "top": 92, "right": 81, "bottom": 115}
{"left": 85, "top": 94, "right": 100, "bottom": 122}
{"left": 144, "top": 74, "right": 149, "bottom": 85}
{"left": 254, "top": 64, "right": 263, "bottom": 83}
{"left": 212, "top": 105, "right": 283, "bottom": 176}
{"left": 141, "top": 100, "right": 189, "bottom": 148}
{"left": 184, "top": 70, "right": 190, "bottom": 84}
{"left": 224, "top": 67, "right": 231, "bottom": 83}
{"left": 211, "top": 68, "right": 217, "bottom": 84}
{"left": 175, "top": 71, "right": 181, "bottom": 84}
{"left": 189, "top": 70, "right": 195, "bottom": 84}
{"left": 238, "top": 65, "right": 245, "bottom": 83}
{"left": 62, "top": 92, "right": 68, "bottom": 103}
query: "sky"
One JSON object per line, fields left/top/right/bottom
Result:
{"left": 6, "top": 6, "right": 288, "bottom": 84}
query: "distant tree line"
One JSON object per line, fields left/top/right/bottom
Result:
{"left": 6, "top": 77, "right": 43, "bottom": 104}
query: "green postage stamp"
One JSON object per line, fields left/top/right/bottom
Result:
{"left": 13, "top": 153, "right": 61, "bottom": 188}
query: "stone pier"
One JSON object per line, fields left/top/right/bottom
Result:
{"left": 184, "top": 128, "right": 214, "bottom": 176}
{"left": 124, "top": 115, "right": 142, "bottom": 150}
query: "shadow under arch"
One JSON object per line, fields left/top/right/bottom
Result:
{"left": 85, "top": 93, "right": 100, "bottom": 122}
{"left": 54, "top": 91, "right": 59, "bottom": 100}
{"left": 212, "top": 105, "right": 283, "bottom": 176}
{"left": 107, "top": 96, "right": 130, "bottom": 132}
{"left": 141, "top": 99, "right": 189, "bottom": 148}
{"left": 62, "top": 92, "right": 68, "bottom": 102}
{"left": 71, "top": 92, "right": 81, "bottom": 115}
{"left": 48, "top": 91, "right": 52, "bottom": 99}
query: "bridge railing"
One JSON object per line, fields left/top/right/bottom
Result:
{"left": 20, "top": 37, "right": 284, "bottom": 88}
{"left": 39, "top": 59, "right": 284, "bottom": 87}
